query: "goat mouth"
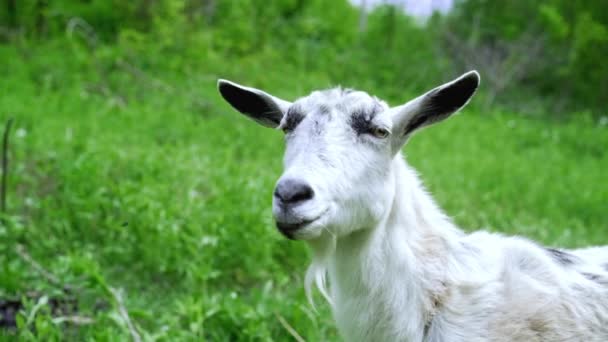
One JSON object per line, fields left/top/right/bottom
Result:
{"left": 275, "top": 209, "right": 329, "bottom": 239}
{"left": 276, "top": 213, "right": 328, "bottom": 239}
{"left": 276, "top": 220, "right": 313, "bottom": 239}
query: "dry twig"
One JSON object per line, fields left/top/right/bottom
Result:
{"left": 277, "top": 314, "right": 306, "bottom": 342}
{"left": 108, "top": 287, "right": 141, "bottom": 342}
{"left": 52, "top": 315, "right": 95, "bottom": 325}
{"left": 15, "top": 244, "right": 73, "bottom": 293}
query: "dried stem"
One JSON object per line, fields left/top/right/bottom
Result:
{"left": 52, "top": 315, "right": 95, "bottom": 325}
{"left": 15, "top": 244, "right": 73, "bottom": 293}
{"left": 108, "top": 287, "right": 142, "bottom": 342}
{"left": 277, "top": 314, "right": 306, "bottom": 342}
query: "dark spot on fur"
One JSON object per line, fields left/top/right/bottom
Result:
{"left": 423, "top": 320, "right": 432, "bottom": 338}
{"left": 318, "top": 152, "right": 331, "bottom": 164}
{"left": 603, "top": 264, "right": 608, "bottom": 272}
{"left": 318, "top": 104, "right": 331, "bottom": 115}
{"left": 528, "top": 317, "right": 550, "bottom": 334}
{"left": 581, "top": 272, "right": 608, "bottom": 286}
{"left": 350, "top": 110, "right": 372, "bottom": 135}
{"left": 546, "top": 248, "right": 577, "bottom": 265}
{"left": 582, "top": 272, "right": 601, "bottom": 282}
{"left": 283, "top": 106, "right": 305, "bottom": 132}
{"left": 424, "top": 282, "right": 449, "bottom": 338}
{"left": 349, "top": 103, "right": 384, "bottom": 135}
{"left": 312, "top": 119, "right": 324, "bottom": 135}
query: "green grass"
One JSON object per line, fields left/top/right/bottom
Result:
{"left": 1, "top": 40, "right": 607, "bottom": 341}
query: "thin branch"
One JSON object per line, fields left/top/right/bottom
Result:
{"left": 15, "top": 244, "right": 73, "bottom": 293}
{"left": 108, "top": 287, "right": 141, "bottom": 342}
{"left": 277, "top": 314, "right": 306, "bottom": 342}
{"left": 1, "top": 117, "right": 13, "bottom": 222}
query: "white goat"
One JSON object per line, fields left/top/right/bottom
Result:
{"left": 218, "top": 72, "right": 608, "bottom": 341}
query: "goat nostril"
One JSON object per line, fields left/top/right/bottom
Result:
{"left": 273, "top": 187, "right": 284, "bottom": 201}
{"left": 275, "top": 179, "right": 314, "bottom": 204}
{"left": 291, "top": 184, "right": 313, "bottom": 202}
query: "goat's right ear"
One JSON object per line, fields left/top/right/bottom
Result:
{"left": 217, "top": 79, "right": 291, "bottom": 128}
{"left": 389, "top": 71, "right": 480, "bottom": 153}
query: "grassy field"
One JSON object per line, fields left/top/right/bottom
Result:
{"left": 1, "top": 40, "right": 607, "bottom": 341}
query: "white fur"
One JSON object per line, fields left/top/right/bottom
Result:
{"left": 318, "top": 156, "right": 608, "bottom": 341}
{"left": 218, "top": 73, "right": 608, "bottom": 341}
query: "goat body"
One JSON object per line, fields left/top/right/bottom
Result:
{"left": 324, "top": 155, "right": 608, "bottom": 341}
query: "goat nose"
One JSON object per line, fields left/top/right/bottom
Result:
{"left": 274, "top": 179, "right": 314, "bottom": 205}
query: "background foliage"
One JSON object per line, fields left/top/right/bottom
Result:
{"left": 1, "top": 0, "right": 607, "bottom": 340}
{"left": 3, "top": 0, "right": 607, "bottom": 114}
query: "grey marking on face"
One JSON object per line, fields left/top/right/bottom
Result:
{"left": 318, "top": 104, "right": 331, "bottom": 115}
{"left": 350, "top": 109, "right": 374, "bottom": 136}
{"left": 284, "top": 87, "right": 389, "bottom": 141}
{"left": 546, "top": 248, "right": 578, "bottom": 266}
{"left": 349, "top": 102, "right": 384, "bottom": 136}
{"left": 283, "top": 105, "right": 305, "bottom": 132}
{"left": 310, "top": 104, "right": 334, "bottom": 136}
{"left": 312, "top": 118, "right": 325, "bottom": 136}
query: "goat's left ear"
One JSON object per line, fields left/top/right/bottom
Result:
{"left": 390, "top": 71, "right": 480, "bottom": 151}
{"left": 217, "top": 79, "right": 292, "bottom": 128}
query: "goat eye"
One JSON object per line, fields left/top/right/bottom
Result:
{"left": 371, "top": 127, "right": 390, "bottom": 139}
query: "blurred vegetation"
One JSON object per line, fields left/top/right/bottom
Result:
{"left": 0, "top": 0, "right": 606, "bottom": 340}
{"left": 2, "top": 0, "right": 607, "bottom": 115}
